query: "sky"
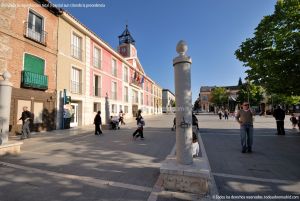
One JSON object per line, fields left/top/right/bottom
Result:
{"left": 51, "top": 0, "right": 277, "bottom": 102}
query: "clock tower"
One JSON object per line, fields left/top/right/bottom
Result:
{"left": 118, "top": 25, "right": 137, "bottom": 58}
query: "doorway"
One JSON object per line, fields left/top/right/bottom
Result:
{"left": 70, "top": 103, "right": 79, "bottom": 127}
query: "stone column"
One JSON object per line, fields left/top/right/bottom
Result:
{"left": 0, "top": 71, "right": 13, "bottom": 145}
{"left": 105, "top": 93, "right": 110, "bottom": 124}
{"left": 173, "top": 40, "right": 193, "bottom": 165}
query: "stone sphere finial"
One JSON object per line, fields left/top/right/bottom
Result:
{"left": 2, "top": 70, "right": 11, "bottom": 81}
{"left": 176, "top": 40, "right": 188, "bottom": 55}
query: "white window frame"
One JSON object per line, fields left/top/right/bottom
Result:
{"left": 93, "top": 74, "right": 102, "bottom": 97}
{"left": 112, "top": 58, "right": 117, "bottom": 77}
{"left": 71, "top": 33, "right": 82, "bottom": 60}
{"left": 111, "top": 81, "right": 117, "bottom": 100}
{"left": 123, "top": 65, "right": 128, "bottom": 83}
{"left": 93, "top": 45, "right": 102, "bottom": 68}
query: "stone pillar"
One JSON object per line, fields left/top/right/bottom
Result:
{"left": 173, "top": 40, "right": 193, "bottom": 165}
{"left": 0, "top": 71, "right": 13, "bottom": 145}
{"left": 105, "top": 93, "right": 110, "bottom": 124}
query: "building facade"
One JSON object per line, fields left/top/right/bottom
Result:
{"left": 0, "top": 0, "right": 61, "bottom": 134}
{"left": 1, "top": 1, "right": 163, "bottom": 133}
{"left": 199, "top": 86, "right": 239, "bottom": 112}
{"left": 162, "top": 89, "right": 175, "bottom": 113}
{"left": 56, "top": 13, "right": 163, "bottom": 128}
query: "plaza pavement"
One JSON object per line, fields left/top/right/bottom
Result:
{"left": 1, "top": 114, "right": 299, "bottom": 201}
{"left": 0, "top": 115, "right": 179, "bottom": 201}
{"left": 199, "top": 114, "right": 300, "bottom": 201}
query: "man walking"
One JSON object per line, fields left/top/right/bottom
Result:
{"left": 273, "top": 105, "right": 285, "bottom": 135}
{"left": 19, "top": 106, "right": 32, "bottom": 140}
{"left": 236, "top": 102, "right": 254, "bottom": 153}
{"left": 94, "top": 111, "right": 103, "bottom": 135}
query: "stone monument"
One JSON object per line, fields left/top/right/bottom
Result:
{"left": 0, "top": 71, "right": 13, "bottom": 145}
{"left": 174, "top": 40, "right": 193, "bottom": 165}
{"left": 0, "top": 70, "right": 23, "bottom": 155}
{"left": 104, "top": 92, "right": 111, "bottom": 128}
{"left": 160, "top": 41, "right": 210, "bottom": 195}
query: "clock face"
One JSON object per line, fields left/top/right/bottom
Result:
{"left": 120, "top": 46, "right": 127, "bottom": 56}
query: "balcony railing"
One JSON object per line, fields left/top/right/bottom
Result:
{"left": 93, "top": 57, "right": 101, "bottom": 68}
{"left": 71, "top": 45, "right": 82, "bottom": 60}
{"left": 130, "top": 78, "right": 142, "bottom": 89}
{"left": 124, "top": 95, "right": 128, "bottom": 102}
{"left": 111, "top": 92, "right": 117, "bottom": 100}
{"left": 71, "top": 81, "right": 82, "bottom": 94}
{"left": 21, "top": 71, "right": 48, "bottom": 90}
{"left": 93, "top": 87, "right": 101, "bottom": 97}
{"left": 24, "top": 22, "right": 47, "bottom": 45}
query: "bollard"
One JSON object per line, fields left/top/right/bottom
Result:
{"left": 173, "top": 40, "right": 193, "bottom": 165}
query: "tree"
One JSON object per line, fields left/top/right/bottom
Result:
{"left": 238, "top": 77, "right": 243, "bottom": 86}
{"left": 267, "top": 94, "right": 300, "bottom": 106}
{"left": 210, "top": 87, "right": 229, "bottom": 107}
{"left": 235, "top": 0, "right": 300, "bottom": 96}
{"left": 237, "top": 83, "right": 265, "bottom": 106}
{"left": 193, "top": 99, "right": 200, "bottom": 111}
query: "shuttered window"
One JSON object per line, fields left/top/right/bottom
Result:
{"left": 24, "top": 53, "right": 45, "bottom": 74}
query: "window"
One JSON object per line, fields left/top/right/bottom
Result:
{"left": 111, "top": 81, "right": 117, "bottom": 100}
{"left": 71, "top": 67, "right": 81, "bottom": 94}
{"left": 93, "top": 75, "right": 101, "bottom": 97}
{"left": 132, "top": 90, "right": 138, "bottom": 104}
{"left": 119, "top": 105, "right": 122, "bottom": 112}
{"left": 123, "top": 66, "right": 128, "bottom": 82}
{"left": 93, "top": 47, "right": 101, "bottom": 68}
{"left": 24, "top": 53, "right": 45, "bottom": 74}
{"left": 26, "top": 11, "right": 45, "bottom": 44}
{"left": 146, "top": 95, "right": 148, "bottom": 105}
{"left": 112, "top": 59, "right": 117, "bottom": 77}
{"left": 72, "top": 34, "right": 82, "bottom": 60}
{"left": 141, "top": 93, "right": 144, "bottom": 105}
{"left": 93, "top": 102, "right": 101, "bottom": 112}
{"left": 112, "top": 104, "right": 117, "bottom": 113}
{"left": 124, "top": 106, "right": 128, "bottom": 113}
{"left": 124, "top": 86, "right": 128, "bottom": 102}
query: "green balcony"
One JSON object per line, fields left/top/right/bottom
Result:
{"left": 21, "top": 71, "right": 48, "bottom": 90}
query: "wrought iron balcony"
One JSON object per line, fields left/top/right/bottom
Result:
{"left": 124, "top": 95, "right": 128, "bottom": 102}
{"left": 111, "top": 92, "right": 117, "bottom": 100}
{"left": 21, "top": 71, "right": 48, "bottom": 90}
{"left": 71, "top": 45, "right": 82, "bottom": 60}
{"left": 93, "top": 87, "right": 101, "bottom": 97}
{"left": 130, "top": 78, "right": 142, "bottom": 89}
{"left": 24, "top": 22, "right": 47, "bottom": 45}
{"left": 71, "top": 81, "right": 82, "bottom": 94}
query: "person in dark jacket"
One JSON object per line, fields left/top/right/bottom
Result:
{"left": 132, "top": 109, "right": 144, "bottom": 140}
{"left": 19, "top": 106, "right": 32, "bottom": 140}
{"left": 273, "top": 105, "right": 285, "bottom": 135}
{"left": 94, "top": 111, "right": 103, "bottom": 135}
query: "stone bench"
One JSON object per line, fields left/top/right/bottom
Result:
{"left": 0, "top": 141, "right": 23, "bottom": 156}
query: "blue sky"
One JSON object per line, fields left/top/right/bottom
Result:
{"left": 51, "top": 0, "right": 277, "bottom": 102}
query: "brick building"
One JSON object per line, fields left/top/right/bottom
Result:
{"left": 0, "top": 0, "right": 61, "bottom": 134}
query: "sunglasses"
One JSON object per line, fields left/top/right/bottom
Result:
{"left": 243, "top": 104, "right": 249, "bottom": 106}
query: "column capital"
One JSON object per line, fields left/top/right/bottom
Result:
{"left": 173, "top": 40, "right": 192, "bottom": 66}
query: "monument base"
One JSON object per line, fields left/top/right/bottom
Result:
{"left": 0, "top": 141, "right": 23, "bottom": 156}
{"left": 160, "top": 155, "right": 210, "bottom": 195}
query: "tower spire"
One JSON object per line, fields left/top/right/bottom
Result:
{"left": 118, "top": 24, "right": 135, "bottom": 45}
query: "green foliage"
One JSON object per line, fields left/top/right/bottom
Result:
{"left": 267, "top": 94, "right": 300, "bottom": 105}
{"left": 210, "top": 87, "right": 229, "bottom": 107}
{"left": 237, "top": 83, "right": 265, "bottom": 106}
{"left": 235, "top": 0, "right": 300, "bottom": 95}
{"left": 193, "top": 99, "right": 200, "bottom": 110}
